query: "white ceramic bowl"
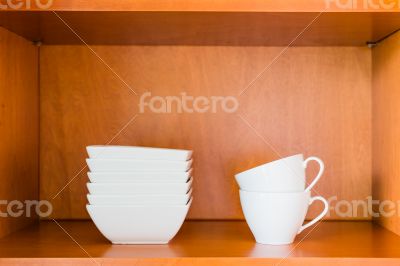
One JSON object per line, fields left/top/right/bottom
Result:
{"left": 86, "top": 198, "right": 192, "bottom": 244}
{"left": 86, "top": 158, "right": 193, "bottom": 172}
{"left": 87, "top": 145, "right": 192, "bottom": 161}
{"left": 86, "top": 178, "right": 193, "bottom": 195}
{"left": 87, "top": 169, "right": 192, "bottom": 183}
{"left": 87, "top": 188, "right": 192, "bottom": 205}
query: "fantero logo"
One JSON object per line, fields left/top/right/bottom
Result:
{"left": 325, "top": 0, "right": 400, "bottom": 9}
{"left": 0, "top": 0, "right": 53, "bottom": 10}
{"left": 139, "top": 92, "right": 239, "bottom": 114}
{"left": 0, "top": 200, "right": 52, "bottom": 218}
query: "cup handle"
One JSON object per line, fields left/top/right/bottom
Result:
{"left": 298, "top": 196, "right": 329, "bottom": 234}
{"left": 303, "top": 156, "right": 324, "bottom": 192}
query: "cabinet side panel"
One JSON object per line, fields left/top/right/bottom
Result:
{"left": 40, "top": 46, "right": 371, "bottom": 220}
{"left": 372, "top": 31, "right": 400, "bottom": 235}
{"left": 0, "top": 27, "right": 39, "bottom": 237}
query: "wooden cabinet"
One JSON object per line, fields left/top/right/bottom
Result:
{"left": 1, "top": 221, "right": 400, "bottom": 265}
{"left": 0, "top": 0, "right": 400, "bottom": 264}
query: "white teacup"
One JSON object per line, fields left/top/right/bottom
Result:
{"left": 235, "top": 154, "right": 324, "bottom": 192}
{"left": 239, "top": 190, "right": 328, "bottom": 245}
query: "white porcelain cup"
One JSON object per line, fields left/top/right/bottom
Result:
{"left": 235, "top": 154, "right": 324, "bottom": 192}
{"left": 239, "top": 190, "right": 328, "bottom": 245}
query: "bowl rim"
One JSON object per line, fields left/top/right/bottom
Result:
{"left": 86, "top": 197, "right": 193, "bottom": 207}
{"left": 87, "top": 188, "right": 193, "bottom": 198}
{"left": 86, "top": 176, "right": 193, "bottom": 186}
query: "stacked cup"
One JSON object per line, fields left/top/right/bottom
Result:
{"left": 235, "top": 154, "right": 329, "bottom": 245}
{"left": 85, "top": 145, "right": 193, "bottom": 244}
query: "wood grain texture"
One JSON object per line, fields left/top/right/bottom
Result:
{"left": 40, "top": 46, "right": 371, "bottom": 220}
{"left": 0, "top": 221, "right": 400, "bottom": 265}
{"left": 0, "top": 27, "right": 39, "bottom": 237}
{"left": 372, "top": 30, "right": 400, "bottom": 235}
{"left": 1, "top": 0, "right": 400, "bottom": 11}
{"left": 2, "top": 258, "right": 400, "bottom": 266}
{"left": 1, "top": 11, "right": 400, "bottom": 46}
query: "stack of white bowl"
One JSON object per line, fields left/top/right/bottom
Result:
{"left": 235, "top": 154, "right": 329, "bottom": 245}
{"left": 85, "top": 145, "right": 193, "bottom": 244}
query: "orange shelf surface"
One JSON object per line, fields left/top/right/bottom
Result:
{"left": 1, "top": 0, "right": 400, "bottom": 12}
{"left": 0, "top": 221, "right": 400, "bottom": 265}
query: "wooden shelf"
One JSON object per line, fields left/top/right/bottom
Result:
{"left": 0, "top": 11, "right": 400, "bottom": 45}
{"left": 0, "top": 221, "right": 399, "bottom": 264}
{"left": 2, "top": 0, "right": 400, "bottom": 12}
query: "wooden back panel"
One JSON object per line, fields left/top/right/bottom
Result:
{"left": 0, "top": 27, "right": 39, "bottom": 236}
{"left": 372, "top": 31, "right": 400, "bottom": 234}
{"left": 40, "top": 46, "right": 371, "bottom": 220}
